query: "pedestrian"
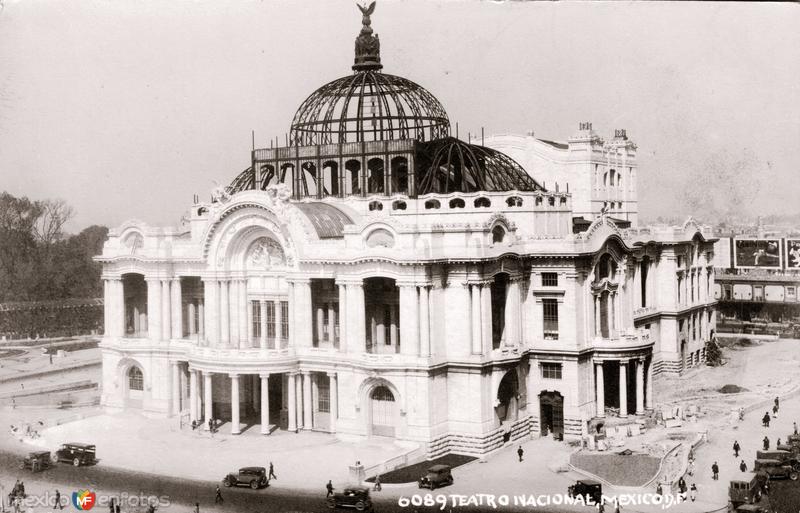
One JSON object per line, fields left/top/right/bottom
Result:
{"left": 773, "top": 404, "right": 779, "bottom": 418}
{"left": 53, "top": 489, "right": 63, "bottom": 510}
{"left": 794, "top": 421, "right": 798, "bottom": 435}
{"left": 114, "top": 502, "right": 120, "bottom": 513}
{"left": 194, "top": 503, "right": 200, "bottom": 513}
{"left": 596, "top": 500, "right": 605, "bottom": 513}
{"left": 49, "top": 353, "right": 53, "bottom": 365}
{"left": 763, "top": 480, "right": 769, "bottom": 496}
{"left": 326, "top": 480, "right": 334, "bottom": 497}
{"left": 764, "top": 436, "right": 770, "bottom": 450}
{"left": 688, "top": 459, "right": 695, "bottom": 476}
{"left": 777, "top": 438, "right": 782, "bottom": 447}
{"left": 614, "top": 499, "right": 621, "bottom": 513}
{"left": 214, "top": 485, "right": 223, "bottom": 504}
{"left": 739, "top": 408, "right": 745, "bottom": 421}
{"left": 678, "top": 476, "right": 686, "bottom": 494}
{"left": 269, "top": 462, "right": 277, "bottom": 480}
{"left": 711, "top": 461, "right": 719, "bottom": 480}
{"left": 689, "top": 484, "right": 697, "bottom": 502}
{"left": 517, "top": 445, "right": 524, "bottom": 462}
{"left": 373, "top": 475, "right": 381, "bottom": 492}
{"left": 763, "top": 412, "right": 771, "bottom": 427}
{"left": 733, "top": 440, "right": 741, "bottom": 457}
{"left": 108, "top": 498, "right": 115, "bottom": 513}
{"left": 740, "top": 460, "right": 747, "bottom": 472}
{"left": 775, "top": 396, "right": 780, "bottom": 409}
{"left": 656, "top": 482, "right": 663, "bottom": 495}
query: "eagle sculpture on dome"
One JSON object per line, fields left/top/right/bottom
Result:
{"left": 358, "top": 1, "right": 376, "bottom": 22}
{"left": 353, "top": 1, "right": 382, "bottom": 70}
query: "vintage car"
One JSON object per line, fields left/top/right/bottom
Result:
{"left": 732, "top": 505, "right": 769, "bottom": 513}
{"left": 19, "top": 450, "right": 52, "bottom": 472}
{"left": 754, "top": 460, "right": 798, "bottom": 480}
{"left": 568, "top": 479, "right": 603, "bottom": 504}
{"left": 728, "top": 472, "right": 764, "bottom": 508}
{"left": 326, "top": 485, "right": 373, "bottom": 512}
{"left": 222, "top": 467, "right": 269, "bottom": 489}
{"left": 54, "top": 443, "right": 96, "bottom": 467}
{"left": 417, "top": 464, "right": 454, "bottom": 490}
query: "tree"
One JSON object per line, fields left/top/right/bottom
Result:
{"left": 33, "top": 198, "right": 74, "bottom": 244}
{"left": 0, "top": 192, "right": 43, "bottom": 301}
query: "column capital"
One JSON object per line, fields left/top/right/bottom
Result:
{"left": 466, "top": 279, "right": 493, "bottom": 287}
{"left": 171, "top": 276, "right": 182, "bottom": 283}
{"left": 259, "top": 372, "right": 271, "bottom": 379}
{"left": 619, "top": 358, "right": 630, "bottom": 365}
{"left": 337, "top": 278, "right": 364, "bottom": 287}
{"left": 327, "top": 372, "right": 338, "bottom": 379}
{"left": 287, "top": 277, "right": 312, "bottom": 285}
{"left": 229, "top": 373, "right": 240, "bottom": 379}
{"left": 301, "top": 370, "right": 311, "bottom": 376}
{"left": 145, "top": 276, "right": 164, "bottom": 283}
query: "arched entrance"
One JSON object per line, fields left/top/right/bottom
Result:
{"left": 126, "top": 365, "right": 144, "bottom": 409}
{"left": 539, "top": 391, "right": 563, "bottom": 440}
{"left": 370, "top": 386, "right": 396, "bottom": 437}
{"left": 496, "top": 370, "right": 519, "bottom": 424}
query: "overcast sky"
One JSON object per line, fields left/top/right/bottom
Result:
{"left": 1, "top": 0, "right": 798, "bottom": 232}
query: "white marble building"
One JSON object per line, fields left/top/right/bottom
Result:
{"left": 96, "top": 5, "right": 717, "bottom": 455}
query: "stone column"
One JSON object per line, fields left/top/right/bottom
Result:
{"left": 302, "top": 371, "right": 312, "bottom": 430}
{"left": 619, "top": 359, "right": 628, "bottom": 418}
{"left": 296, "top": 280, "right": 313, "bottom": 347}
{"left": 635, "top": 358, "right": 645, "bottom": 415}
{"left": 287, "top": 283, "right": 295, "bottom": 347}
{"left": 239, "top": 279, "right": 248, "bottom": 346}
{"left": 198, "top": 299, "right": 205, "bottom": 342}
{"left": 287, "top": 373, "right": 297, "bottom": 432}
{"left": 161, "top": 279, "right": 171, "bottom": 341}
{"left": 347, "top": 282, "right": 366, "bottom": 353}
{"left": 337, "top": 283, "right": 347, "bottom": 352}
{"left": 645, "top": 358, "right": 654, "bottom": 410}
{"left": 147, "top": 278, "right": 162, "bottom": 341}
{"left": 189, "top": 369, "right": 198, "bottom": 422}
{"left": 328, "top": 372, "right": 338, "bottom": 433}
{"left": 103, "top": 279, "right": 111, "bottom": 336}
{"left": 399, "top": 284, "right": 419, "bottom": 356}
{"left": 275, "top": 299, "right": 284, "bottom": 348}
{"left": 594, "top": 295, "right": 601, "bottom": 337}
{"left": 260, "top": 373, "right": 270, "bottom": 434}
{"left": 328, "top": 303, "right": 337, "bottom": 349}
{"left": 506, "top": 278, "right": 521, "bottom": 345}
{"left": 230, "top": 374, "right": 241, "bottom": 435}
{"left": 295, "top": 372, "right": 304, "bottom": 430}
{"left": 220, "top": 280, "right": 230, "bottom": 347}
{"left": 419, "top": 285, "right": 431, "bottom": 356}
{"left": 470, "top": 284, "right": 482, "bottom": 354}
{"left": 203, "top": 372, "right": 213, "bottom": 429}
{"left": 260, "top": 300, "right": 268, "bottom": 349}
{"left": 595, "top": 362, "right": 605, "bottom": 418}
{"left": 171, "top": 278, "right": 182, "bottom": 339}
{"left": 188, "top": 302, "right": 196, "bottom": 337}
{"left": 171, "top": 361, "right": 181, "bottom": 416}
{"left": 203, "top": 278, "right": 217, "bottom": 347}
{"left": 316, "top": 304, "right": 325, "bottom": 345}
{"left": 229, "top": 280, "right": 240, "bottom": 348}
{"left": 116, "top": 279, "right": 126, "bottom": 337}
{"left": 481, "top": 283, "right": 492, "bottom": 353}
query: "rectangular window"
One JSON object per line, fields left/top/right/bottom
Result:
{"left": 322, "top": 305, "right": 330, "bottom": 342}
{"left": 787, "top": 287, "right": 797, "bottom": 301}
{"left": 724, "top": 285, "right": 732, "bottom": 300}
{"left": 251, "top": 301, "right": 261, "bottom": 340}
{"left": 541, "top": 362, "right": 562, "bottom": 379}
{"left": 542, "top": 299, "right": 559, "bottom": 339}
{"left": 266, "top": 301, "right": 276, "bottom": 339}
{"left": 333, "top": 302, "right": 340, "bottom": 343}
{"left": 677, "top": 255, "right": 684, "bottom": 268}
{"left": 280, "top": 301, "right": 289, "bottom": 340}
{"left": 541, "top": 273, "right": 559, "bottom": 287}
{"left": 317, "top": 380, "right": 330, "bottom": 413}
{"left": 754, "top": 286, "right": 764, "bottom": 300}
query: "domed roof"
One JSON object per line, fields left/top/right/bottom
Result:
{"left": 416, "top": 137, "right": 543, "bottom": 194}
{"left": 289, "top": 2, "right": 450, "bottom": 146}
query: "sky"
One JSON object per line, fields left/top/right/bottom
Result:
{"left": 0, "top": 0, "right": 798, "bottom": 233}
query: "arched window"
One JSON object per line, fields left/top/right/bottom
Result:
{"left": 300, "top": 162, "right": 318, "bottom": 197}
{"left": 559, "top": 197, "right": 567, "bottom": 206}
{"left": 424, "top": 199, "right": 440, "bottom": 210}
{"left": 535, "top": 197, "right": 543, "bottom": 206}
{"left": 392, "top": 200, "right": 407, "bottom": 211}
{"left": 345, "top": 160, "right": 361, "bottom": 195}
{"left": 603, "top": 172, "right": 608, "bottom": 187}
{"left": 280, "top": 163, "right": 295, "bottom": 196}
{"left": 449, "top": 198, "right": 465, "bottom": 208}
{"left": 548, "top": 196, "right": 555, "bottom": 206}
{"left": 368, "top": 201, "right": 384, "bottom": 211}
{"left": 128, "top": 366, "right": 143, "bottom": 391}
{"left": 474, "top": 197, "right": 491, "bottom": 208}
{"left": 391, "top": 156, "right": 409, "bottom": 194}
{"left": 371, "top": 386, "right": 395, "bottom": 402}
{"left": 259, "top": 164, "right": 276, "bottom": 190}
{"left": 367, "top": 158, "right": 385, "bottom": 194}
{"left": 322, "top": 160, "right": 339, "bottom": 196}
{"left": 609, "top": 169, "right": 616, "bottom": 187}
{"left": 492, "top": 226, "right": 506, "bottom": 244}
{"left": 506, "top": 196, "right": 523, "bottom": 207}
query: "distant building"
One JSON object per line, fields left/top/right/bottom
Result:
{"left": 96, "top": 4, "right": 716, "bottom": 454}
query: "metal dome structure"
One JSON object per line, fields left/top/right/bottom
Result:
{"left": 416, "top": 137, "right": 543, "bottom": 195}
{"left": 288, "top": 2, "right": 450, "bottom": 146}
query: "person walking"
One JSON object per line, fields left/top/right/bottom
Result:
{"left": 794, "top": 421, "right": 798, "bottom": 435}
{"left": 53, "top": 490, "right": 63, "bottom": 510}
{"left": 268, "top": 462, "right": 277, "bottom": 480}
{"left": 777, "top": 438, "right": 782, "bottom": 447}
{"left": 740, "top": 460, "right": 748, "bottom": 472}
{"left": 326, "top": 480, "right": 334, "bottom": 497}
{"left": 194, "top": 503, "right": 200, "bottom": 513}
{"left": 733, "top": 440, "right": 741, "bottom": 457}
{"left": 763, "top": 412, "right": 771, "bottom": 427}
{"left": 373, "top": 475, "right": 381, "bottom": 492}
{"left": 687, "top": 459, "right": 695, "bottom": 476}
{"left": 773, "top": 403, "right": 779, "bottom": 418}
{"left": 214, "top": 485, "right": 223, "bottom": 504}
{"left": 689, "top": 484, "right": 697, "bottom": 502}
{"left": 711, "top": 461, "right": 719, "bottom": 480}
{"left": 517, "top": 445, "right": 524, "bottom": 462}
{"left": 775, "top": 396, "right": 780, "bottom": 410}
{"left": 764, "top": 436, "right": 770, "bottom": 450}
{"left": 678, "top": 476, "right": 686, "bottom": 495}
{"left": 108, "top": 498, "right": 115, "bottom": 513}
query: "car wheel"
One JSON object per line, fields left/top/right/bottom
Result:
{"left": 418, "top": 482, "right": 423, "bottom": 489}
{"left": 326, "top": 498, "right": 335, "bottom": 509}
{"left": 790, "top": 471, "right": 798, "bottom": 481}
{"left": 73, "top": 458, "right": 80, "bottom": 467}
{"left": 18, "top": 461, "right": 25, "bottom": 469}
{"left": 447, "top": 477, "right": 454, "bottom": 485}
{"left": 223, "top": 478, "right": 232, "bottom": 487}
{"left": 355, "top": 501, "right": 365, "bottom": 511}
{"left": 250, "top": 480, "right": 259, "bottom": 490}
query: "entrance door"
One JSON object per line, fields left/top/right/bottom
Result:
{"left": 370, "top": 386, "right": 396, "bottom": 437}
{"left": 539, "top": 391, "right": 564, "bottom": 440}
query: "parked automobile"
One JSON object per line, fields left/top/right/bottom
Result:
{"left": 222, "top": 467, "right": 268, "bottom": 489}
{"left": 326, "top": 485, "right": 373, "bottom": 512}
{"left": 20, "top": 450, "right": 52, "bottom": 472}
{"left": 754, "top": 460, "right": 798, "bottom": 480}
{"left": 568, "top": 479, "right": 603, "bottom": 504}
{"left": 417, "top": 464, "right": 453, "bottom": 490}
{"left": 728, "top": 472, "right": 764, "bottom": 508}
{"left": 732, "top": 505, "right": 769, "bottom": 513}
{"left": 54, "top": 443, "right": 96, "bottom": 467}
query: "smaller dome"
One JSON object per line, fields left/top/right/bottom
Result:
{"left": 416, "top": 137, "right": 543, "bottom": 194}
